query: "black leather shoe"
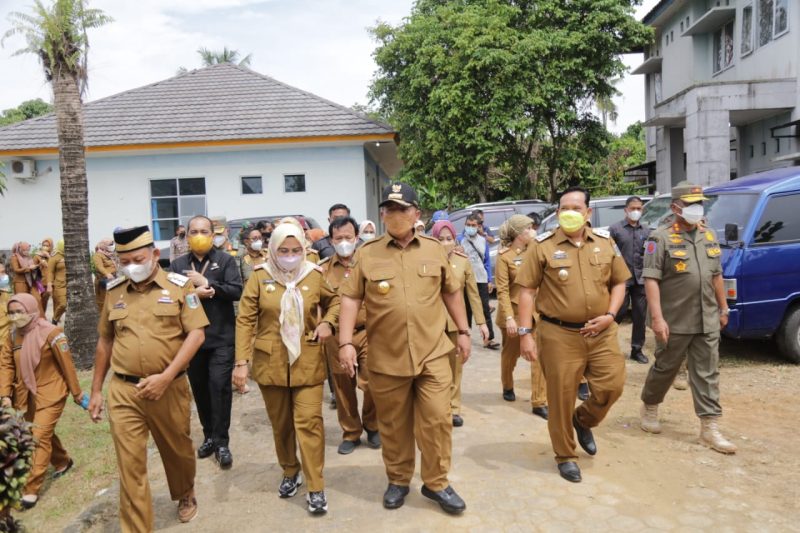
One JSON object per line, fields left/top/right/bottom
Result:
{"left": 366, "top": 430, "right": 382, "bottom": 449}
{"left": 631, "top": 349, "right": 649, "bottom": 364}
{"left": 557, "top": 461, "right": 582, "bottom": 483}
{"left": 502, "top": 389, "right": 516, "bottom": 402}
{"left": 421, "top": 485, "right": 466, "bottom": 515}
{"left": 573, "top": 413, "right": 597, "bottom": 456}
{"left": 383, "top": 484, "right": 410, "bottom": 509}
{"left": 197, "top": 438, "right": 215, "bottom": 459}
{"left": 215, "top": 446, "right": 233, "bottom": 469}
{"left": 532, "top": 406, "right": 549, "bottom": 420}
{"left": 452, "top": 414, "right": 464, "bottom": 427}
{"left": 577, "top": 382, "right": 590, "bottom": 401}
{"left": 338, "top": 439, "right": 361, "bottom": 455}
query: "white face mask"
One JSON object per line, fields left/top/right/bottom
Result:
{"left": 361, "top": 232, "right": 376, "bottom": 242}
{"left": 213, "top": 235, "right": 226, "bottom": 248}
{"left": 276, "top": 254, "right": 303, "bottom": 272}
{"left": 627, "top": 209, "right": 642, "bottom": 222}
{"left": 679, "top": 203, "right": 704, "bottom": 225}
{"left": 334, "top": 240, "right": 356, "bottom": 258}
{"left": 9, "top": 312, "right": 33, "bottom": 329}
{"left": 123, "top": 259, "right": 154, "bottom": 283}
{"left": 108, "top": 243, "right": 116, "bottom": 252}
{"left": 250, "top": 240, "right": 263, "bottom": 251}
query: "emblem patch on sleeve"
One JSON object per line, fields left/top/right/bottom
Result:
{"left": 186, "top": 293, "right": 200, "bottom": 309}
{"left": 645, "top": 241, "right": 657, "bottom": 255}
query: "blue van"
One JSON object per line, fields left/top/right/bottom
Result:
{"left": 703, "top": 167, "right": 800, "bottom": 363}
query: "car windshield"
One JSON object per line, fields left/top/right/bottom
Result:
{"left": 703, "top": 193, "right": 759, "bottom": 243}
{"left": 641, "top": 196, "right": 672, "bottom": 228}
{"left": 594, "top": 203, "right": 627, "bottom": 228}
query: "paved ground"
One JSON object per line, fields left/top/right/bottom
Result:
{"left": 81, "top": 322, "right": 800, "bottom": 532}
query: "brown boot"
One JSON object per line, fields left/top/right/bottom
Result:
{"left": 640, "top": 403, "right": 662, "bottom": 434}
{"left": 177, "top": 490, "right": 198, "bottom": 523}
{"left": 699, "top": 417, "right": 737, "bottom": 454}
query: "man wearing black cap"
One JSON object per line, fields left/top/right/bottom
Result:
{"left": 87, "top": 226, "right": 209, "bottom": 531}
{"left": 338, "top": 182, "right": 472, "bottom": 515}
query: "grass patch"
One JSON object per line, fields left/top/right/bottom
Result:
{"left": 15, "top": 371, "right": 116, "bottom": 533}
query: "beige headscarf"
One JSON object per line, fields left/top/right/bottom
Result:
{"left": 499, "top": 214, "right": 534, "bottom": 247}
{"left": 9, "top": 293, "right": 57, "bottom": 396}
{"left": 266, "top": 223, "right": 316, "bottom": 366}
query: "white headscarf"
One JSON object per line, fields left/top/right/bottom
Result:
{"left": 266, "top": 223, "right": 316, "bottom": 366}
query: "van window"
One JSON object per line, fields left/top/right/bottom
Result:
{"left": 753, "top": 194, "right": 800, "bottom": 244}
{"left": 704, "top": 193, "right": 759, "bottom": 242}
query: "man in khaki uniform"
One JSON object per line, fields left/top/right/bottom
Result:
{"left": 517, "top": 186, "right": 630, "bottom": 483}
{"left": 639, "top": 182, "right": 737, "bottom": 454}
{"left": 320, "top": 216, "right": 380, "bottom": 454}
{"left": 46, "top": 240, "right": 67, "bottom": 324}
{"left": 339, "top": 182, "right": 472, "bottom": 515}
{"left": 88, "top": 226, "right": 209, "bottom": 532}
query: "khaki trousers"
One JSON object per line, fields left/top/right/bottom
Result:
{"left": 370, "top": 355, "right": 452, "bottom": 491}
{"left": 500, "top": 329, "right": 548, "bottom": 407}
{"left": 52, "top": 287, "right": 67, "bottom": 323}
{"left": 23, "top": 397, "right": 70, "bottom": 495}
{"left": 325, "top": 330, "right": 377, "bottom": 441}
{"left": 537, "top": 320, "right": 626, "bottom": 463}
{"left": 108, "top": 375, "right": 195, "bottom": 533}
{"left": 446, "top": 331, "right": 463, "bottom": 414}
{"left": 641, "top": 331, "right": 722, "bottom": 417}
{"left": 259, "top": 383, "right": 325, "bottom": 492}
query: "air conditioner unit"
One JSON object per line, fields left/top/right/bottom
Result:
{"left": 8, "top": 159, "right": 36, "bottom": 181}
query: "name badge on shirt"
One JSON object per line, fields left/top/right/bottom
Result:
{"left": 158, "top": 296, "right": 174, "bottom": 304}
{"left": 210, "top": 262, "right": 220, "bottom": 271}
{"left": 553, "top": 250, "right": 567, "bottom": 260}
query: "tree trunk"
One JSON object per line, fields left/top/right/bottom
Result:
{"left": 52, "top": 67, "right": 98, "bottom": 369}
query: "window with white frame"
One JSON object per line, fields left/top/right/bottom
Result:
{"left": 713, "top": 21, "right": 735, "bottom": 73}
{"left": 758, "top": 0, "right": 789, "bottom": 47}
{"left": 150, "top": 178, "right": 207, "bottom": 240}
{"left": 741, "top": 4, "right": 754, "bottom": 55}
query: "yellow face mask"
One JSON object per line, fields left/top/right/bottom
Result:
{"left": 188, "top": 234, "right": 213, "bottom": 255}
{"left": 558, "top": 210, "right": 586, "bottom": 233}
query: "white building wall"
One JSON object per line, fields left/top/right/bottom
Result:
{"left": 0, "top": 144, "right": 369, "bottom": 249}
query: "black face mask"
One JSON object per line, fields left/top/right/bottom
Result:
{"left": 261, "top": 232, "right": 271, "bottom": 241}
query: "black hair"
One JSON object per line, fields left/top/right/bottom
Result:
{"left": 526, "top": 212, "right": 543, "bottom": 226}
{"left": 558, "top": 186, "right": 590, "bottom": 207}
{"left": 255, "top": 220, "right": 273, "bottom": 232}
{"left": 466, "top": 213, "right": 481, "bottom": 223}
{"left": 472, "top": 209, "right": 484, "bottom": 216}
{"left": 329, "top": 216, "right": 359, "bottom": 237}
{"left": 328, "top": 203, "right": 351, "bottom": 217}
{"left": 625, "top": 196, "right": 643, "bottom": 207}
{"left": 188, "top": 215, "right": 215, "bottom": 232}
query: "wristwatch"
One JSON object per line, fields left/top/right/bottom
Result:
{"left": 719, "top": 308, "right": 730, "bottom": 316}
{"left": 518, "top": 327, "right": 533, "bottom": 336}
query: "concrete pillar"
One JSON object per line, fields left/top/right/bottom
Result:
{"left": 655, "top": 126, "right": 671, "bottom": 194}
{"left": 669, "top": 128, "right": 685, "bottom": 186}
{"left": 684, "top": 94, "right": 730, "bottom": 186}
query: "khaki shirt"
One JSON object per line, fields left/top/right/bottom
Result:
{"left": 643, "top": 222, "right": 722, "bottom": 334}
{"left": 495, "top": 246, "right": 535, "bottom": 327}
{"left": 0, "top": 291, "right": 10, "bottom": 346}
{"left": 47, "top": 251, "right": 67, "bottom": 288}
{"left": 97, "top": 269, "right": 209, "bottom": 377}
{"left": 340, "top": 233, "right": 461, "bottom": 377}
{"left": 235, "top": 265, "right": 339, "bottom": 387}
{"left": 240, "top": 251, "right": 268, "bottom": 284}
{"left": 93, "top": 252, "right": 116, "bottom": 279}
{"left": 0, "top": 328, "right": 82, "bottom": 410}
{"left": 446, "top": 252, "right": 484, "bottom": 332}
{"left": 320, "top": 254, "right": 367, "bottom": 328}
{"left": 515, "top": 226, "right": 631, "bottom": 323}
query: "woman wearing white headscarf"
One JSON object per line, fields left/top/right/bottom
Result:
{"left": 234, "top": 222, "right": 339, "bottom": 515}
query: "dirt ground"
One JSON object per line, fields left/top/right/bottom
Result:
{"left": 66, "top": 321, "right": 799, "bottom": 532}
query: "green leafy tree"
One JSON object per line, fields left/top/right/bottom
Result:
{"left": 177, "top": 46, "right": 253, "bottom": 74}
{"left": 370, "top": 0, "right": 651, "bottom": 203}
{"left": 3, "top": 0, "right": 112, "bottom": 369}
{"left": 0, "top": 98, "right": 53, "bottom": 126}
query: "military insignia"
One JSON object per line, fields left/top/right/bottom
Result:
{"left": 265, "top": 284, "right": 276, "bottom": 293}
{"left": 707, "top": 247, "right": 721, "bottom": 257}
{"left": 302, "top": 285, "right": 309, "bottom": 291}
{"left": 645, "top": 241, "right": 657, "bottom": 255}
{"left": 106, "top": 276, "right": 128, "bottom": 290}
{"left": 675, "top": 261, "right": 687, "bottom": 273}
{"left": 553, "top": 250, "right": 567, "bottom": 260}
{"left": 558, "top": 269, "right": 569, "bottom": 281}
{"left": 377, "top": 280, "right": 391, "bottom": 294}
{"left": 186, "top": 293, "right": 200, "bottom": 309}
{"left": 167, "top": 272, "right": 190, "bottom": 287}
{"left": 113, "top": 300, "right": 127, "bottom": 310}
{"left": 535, "top": 231, "right": 553, "bottom": 242}
{"left": 50, "top": 333, "right": 68, "bottom": 352}
{"left": 392, "top": 183, "right": 402, "bottom": 193}
{"left": 158, "top": 297, "right": 174, "bottom": 304}
{"left": 670, "top": 237, "right": 683, "bottom": 244}
{"left": 210, "top": 262, "right": 220, "bottom": 270}
{"left": 706, "top": 232, "right": 714, "bottom": 242}
{"left": 672, "top": 250, "right": 687, "bottom": 258}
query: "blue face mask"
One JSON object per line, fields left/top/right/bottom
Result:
{"left": 0, "top": 274, "right": 9, "bottom": 290}
{"left": 464, "top": 226, "right": 478, "bottom": 237}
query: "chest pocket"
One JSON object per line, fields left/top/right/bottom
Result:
{"left": 153, "top": 302, "right": 181, "bottom": 333}
{"left": 546, "top": 258, "right": 573, "bottom": 284}
{"left": 417, "top": 261, "right": 442, "bottom": 302}
{"left": 368, "top": 269, "right": 396, "bottom": 300}
{"left": 667, "top": 249, "right": 691, "bottom": 274}
{"left": 706, "top": 246, "right": 721, "bottom": 258}
{"left": 588, "top": 252, "right": 613, "bottom": 281}
{"left": 108, "top": 308, "right": 128, "bottom": 333}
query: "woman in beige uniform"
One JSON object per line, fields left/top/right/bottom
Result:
{"left": 431, "top": 220, "right": 488, "bottom": 427}
{"left": 35, "top": 238, "right": 53, "bottom": 313}
{"left": 234, "top": 223, "right": 339, "bottom": 515}
{"left": 10, "top": 242, "right": 43, "bottom": 313}
{"left": 0, "top": 293, "right": 84, "bottom": 509}
{"left": 495, "top": 215, "right": 548, "bottom": 419}
{"left": 46, "top": 239, "right": 68, "bottom": 324}
{"left": 92, "top": 239, "right": 117, "bottom": 311}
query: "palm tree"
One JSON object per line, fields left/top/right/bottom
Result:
{"left": 3, "top": 0, "right": 111, "bottom": 368}
{"left": 197, "top": 46, "right": 252, "bottom": 67}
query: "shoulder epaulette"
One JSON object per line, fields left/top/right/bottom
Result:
{"left": 418, "top": 234, "right": 440, "bottom": 243}
{"left": 317, "top": 256, "right": 331, "bottom": 266}
{"left": 535, "top": 231, "right": 553, "bottom": 242}
{"left": 253, "top": 263, "right": 266, "bottom": 271}
{"left": 167, "top": 272, "right": 190, "bottom": 287}
{"left": 106, "top": 276, "right": 128, "bottom": 290}
{"left": 593, "top": 228, "right": 610, "bottom": 239}
{"left": 498, "top": 246, "right": 510, "bottom": 255}
{"left": 312, "top": 263, "right": 324, "bottom": 273}
{"left": 452, "top": 249, "right": 468, "bottom": 259}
